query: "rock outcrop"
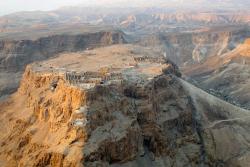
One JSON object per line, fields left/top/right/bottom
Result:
{"left": 1, "top": 45, "right": 250, "bottom": 166}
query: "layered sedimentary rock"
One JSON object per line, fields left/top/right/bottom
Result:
{"left": 141, "top": 26, "right": 250, "bottom": 66}
{"left": 0, "top": 29, "right": 125, "bottom": 96}
{"left": 1, "top": 45, "right": 250, "bottom": 166}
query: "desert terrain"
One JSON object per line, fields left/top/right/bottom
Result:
{"left": 1, "top": 1, "right": 250, "bottom": 167}
{"left": 1, "top": 45, "right": 250, "bottom": 166}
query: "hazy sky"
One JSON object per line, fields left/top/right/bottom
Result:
{"left": 0, "top": 0, "right": 162, "bottom": 15}
{"left": 1, "top": 0, "right": 250, "bottom": 16}
{"left": 0, "top": 0, "right": 193, "bottom": 15}
{"left": 0, "top": 0, "right": 85, "bottom": 15}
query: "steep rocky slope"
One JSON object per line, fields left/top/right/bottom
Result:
{"left": 183, "top": 38, "right": 250, "bottom": 109}
{"left": 1, "top": 45, "right": 250, "bottom": 166}
{"left": 141, "top": 26, "right": 250, "bottom": 109}
{"left": 0, "top": 29, "right": 125, "bottom": 97}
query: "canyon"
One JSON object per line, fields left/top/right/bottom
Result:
{"left": 140, "top": 26, "right": 250, "bottom": 109}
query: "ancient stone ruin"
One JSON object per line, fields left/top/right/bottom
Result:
{"left": 134, "top": 56, "right": 163, "bottom": 63}
{"left": 64, "top": 70, "right": 123, "bottom": 89}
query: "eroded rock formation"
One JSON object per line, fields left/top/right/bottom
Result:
{"left": 1, "top": 45, "right": 250, "bottom": 167}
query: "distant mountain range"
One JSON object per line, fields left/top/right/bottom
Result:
{"left": 76, "top": 0, "right": 250, "bottom": 10}
{"left": 1, "top": 5, "right": 250, "bottom": 36}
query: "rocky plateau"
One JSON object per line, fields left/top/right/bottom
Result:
{"left": 1, "top": 45, "right": 250, "bottom": 166}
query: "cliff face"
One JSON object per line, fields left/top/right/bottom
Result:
{"left": 0, "top": 30, "right": 125, "bottom": 97}
{"left": 141, "top": 27, "right": 250, "bottom": 66}
{"left": 0, "top": 31, "right": 125, "bottom": 72}
{"left": 0, "top": 64, "right": 203, "bottom": 167}
{"left": 1, "top": 45, "right": 250, "bottom": 166}
{"left": 0, "top": 66, "right": 88, "bottom": 166}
